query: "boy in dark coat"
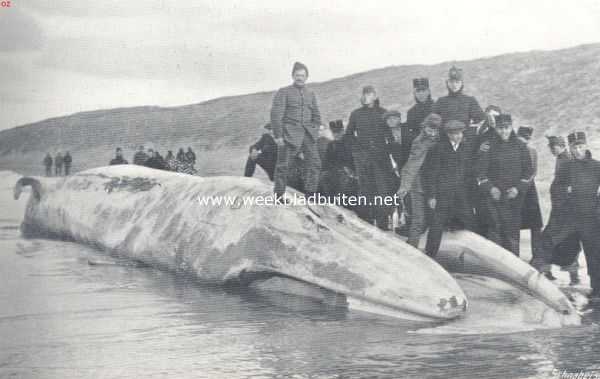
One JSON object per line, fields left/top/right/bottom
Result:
{"left": 476, "top": 114, "right": 533, "bottom": 256}
{"left": 245, "top": 123, "right": 278, "bottom": 180}
{"left": 43, "top": 153, "right": 53, "bottom": 176}
{"left": 517, "top": 126, "right": 544, "bottom": 262}
{"left": 423, "top": 120, "right": 476, "bottom": 256}
{"left": 346, "top": 85, "right": 395, "bottom": 230}
{"left": 320, "top": 120, "right": 357, "bottom": 207}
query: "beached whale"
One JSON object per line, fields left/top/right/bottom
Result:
{"left": 13, "top": 166, "right": 467, "bottom": 322}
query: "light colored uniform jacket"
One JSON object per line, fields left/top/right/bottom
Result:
{"left": 398, "top": 131, "right": 439, "bottom": 194}
{"left": 270, "top": 84, "right": 321, "bottom": 147}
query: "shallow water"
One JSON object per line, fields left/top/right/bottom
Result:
{"left": 1, "top": 175, "right": 600, "bottom": 378}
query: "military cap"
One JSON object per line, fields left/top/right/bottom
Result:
{"left": 292, "top": 61, "right": 308, "bottom": 75}
{"left": 413, "top": 78, "right": 429, "bottom": 89}
{"left": 546, "top": 135, "right": 566, "bottom": 147}
{"left": 362, "top": 85, "right": 376, "bottom": 95}
{"left": 448, "top": 66, "right": 463, "bottom": 81}
{"left": 444, "top": 120, "right": 466, "bottom": 133}
{"left": 383, "top": 110, "right": 402, "bottom": 122}
{"left": 517, "top": 126, "right": 534, "bottom": 140}
{"left": 263, "top": 123, "right": 272, "bottom": 130}
{"left": 568, "top": 131, "right": 587, "bottom": 145}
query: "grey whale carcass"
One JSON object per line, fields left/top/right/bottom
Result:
{"left": 13, "top": 165, "right": 467, "bottom": 322}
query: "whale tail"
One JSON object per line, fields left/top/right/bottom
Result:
{"left": 14, "top": 177, "right": 42, "bottom": 201}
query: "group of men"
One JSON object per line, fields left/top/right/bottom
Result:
{"left": 246, "top": 61, "right": 600, "bottom": 300}
{"left": 109, "top": 145, "right": 198, "bottom": 174}
{"left": 43, "top": 151, "right": 73, "bottom": 176}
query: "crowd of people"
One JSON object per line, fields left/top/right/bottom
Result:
{"left": 43, "top": 151, "right": 73, "bottom": 176}
{"left": 245, "top": 61, "right": 600, "bottom": 301}
{"left": 109, "top": 145, "right": 198, "bottom": 174}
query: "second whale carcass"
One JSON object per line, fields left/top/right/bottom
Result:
{"left": 14, "top": 165, "right": 467, "bottom": 322}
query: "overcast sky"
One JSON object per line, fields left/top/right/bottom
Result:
{"left": 1, "top": 0, "right": 600, "bottom": 130}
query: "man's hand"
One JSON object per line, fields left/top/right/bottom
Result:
{"left": 506, "top": 187, "right": 519, "bottom": 199}
{"left": 490, "top": 187, "right": 501, "bottom": 201}
{"left": 567, "top": 186, "right": 573, "bottom": 194}
{"left": 397, "top": 188, "right": 408, "bottom": 200}
{"left": 343, "top": 167, "right": 355, "bottom": 178}
{"left": 428, "top": 198, "right": 437, "bottom": 210}
{"left": 274, "top": 137, "right": 285, "bottom": 147}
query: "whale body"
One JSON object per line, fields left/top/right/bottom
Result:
{"left": 14, "top": 166, "right": 467, "bottom": 321}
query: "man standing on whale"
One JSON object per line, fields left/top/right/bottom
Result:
{"left": 270, "top": 62, "right": 322, "bottom": 201}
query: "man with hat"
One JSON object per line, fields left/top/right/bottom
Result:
{"left": 546, "top": 132, "right": 600, "bottom": 300}
{"left": 346, "top": 85, "right": 396, "bottom": 229}
{"left": 397, "top": 113, "right": 442, "bottom": 247}
{"left": 471, "top": 104, "right": 503, "bottom": 237}
{"left": 516, "top": 126, "right": 544, "bottom": 262}
{"left": 432, "top": 66, "right": 486, "bottom": 132}
{"left": 245, "top": 122, "right": 306, "bottom": 192}
{"left": 245, "top": 123, "right": 278, "bottom": 180}
{"left": 403, "top": 78, "right": 434, "bottom": 163}
{"left": 476, "top": 114, "right": 533, "bottom": 256}
{"left": 110, "top": 147, "right": 129, "bottom": 165}
{"left": 383, "top": 110, "right": 404, "bottom": 173}
{"left": 537, "top": 135, "right": 582, "bottom": 283}
{"left": 422, "top": 119, "right": 477, "bottom": 257}
{"left": 271, "top": 61, "right": 322, "bottom": 200}
{"left": 319, "top": 120, "right": 357, "bottom": 206}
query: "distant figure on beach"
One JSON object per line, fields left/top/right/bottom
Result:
{"left": 165, "top": 150, "right": 177, "bottom": 171}
{"left": 109, "top": 147, "right": 128, "bottom": 165}
{"left": 43, "top": 153, "right": 52, "bottom": 176}
{"left": 133, "top": 145, "right": 149, "bottom": 165}
{"left": 63, "top": 151, "right": 72, "bottom": 175}
{"left": 54, "top": 152, "right": 64, "bottom": 176}
{"left": 176, "top": 148, "right": 186, "bottom": 163}
{"left": 185, "top": 147, "right": 196, "bottom": 166}
{"left": 43, "top": 153, "right": 53, "bottom": 176}
{"left": 145, "top": 150, "right": 167, "bottom": 170}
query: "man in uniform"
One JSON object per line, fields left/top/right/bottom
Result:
{"left": 432, "top": 66, "right": 486, "bottom": 130}
{"left": 271, "top": 62, "right": 322, "bottom": 200}
{"left": 397, "top": 113, "right": 442, "bottom": 247}
{"left": 422, "top": 120, "right": 476, "bottom": 257}
{"left": 404, "top": 78, "right": 434, "bottom": 156}
{"left": 549, "top": 132, "right": 600, "bottom": 300}
{"left": 476, "top": 114, "right": 533, "bottom": 256}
